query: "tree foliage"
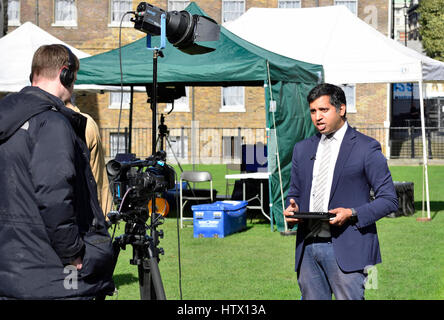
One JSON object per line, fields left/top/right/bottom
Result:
{"left": 418, "top": 0, "right": 444, "bottom": 61}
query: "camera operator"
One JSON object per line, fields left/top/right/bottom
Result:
{"left": 0, "top": 44, "right": 114, "bottom": 299}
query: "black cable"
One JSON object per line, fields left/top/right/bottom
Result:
{"left": 116, "top": 11, "right": 135, "bottom": 154}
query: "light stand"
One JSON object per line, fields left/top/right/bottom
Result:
{"left": 137, "top": 14, "right": 168, "bottom": 300}
{"left": 118, "top": 4, "right": 220, "bottom": 300}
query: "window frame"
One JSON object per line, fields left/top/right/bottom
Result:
{"left": 108, "top": 0, "right": 133, "bottom": 28}
{"left": 108, "top": 91, "right": 131, "bottom": 110}
{"left": 221, "top": 0, "right": 245, "bottom": 23}
{"left": 340, "top": 84, "right": 357, "bottom": 113}
{"left": 220, "top": 87, "right": 246, "bottom": 113}
{"left": 52, "top": 0, "right": 78, "bottom": 27}
{"left": 7, "top": 0, "right": 21, "bottom": 26}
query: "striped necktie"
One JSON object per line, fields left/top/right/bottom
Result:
{"left": 312, "top": 136, "right": 333, "bottom": 212}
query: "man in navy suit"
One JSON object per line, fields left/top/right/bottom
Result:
{"left": 284, "top": 83, "right": 398, "bottom": 300}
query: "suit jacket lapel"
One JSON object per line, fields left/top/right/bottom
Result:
{"left": 306, "top": 133, "right": 321, "bottom": 192}
{"left": 329, "top": 126, "right": 357, "bottom": 202}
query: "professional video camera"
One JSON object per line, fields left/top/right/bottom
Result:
{"left": 106, "top": 151, "right": 175, "bottom": 217}
{"left": 106, "top": 151, "right": 175, "bottom": 300}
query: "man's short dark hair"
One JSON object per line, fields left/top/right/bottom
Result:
{"left": 307, "top": 83, "right": 347, "bottom": 111}
{"left": 31, "top": 44, "right": 79, "bottom": 82}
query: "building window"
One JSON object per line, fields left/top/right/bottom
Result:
{"left": 166, "top": 135, "right": 188, "bottom": 159}
{"left": 109, "top": 0, "right": 133, "bottom": 27}
{"left": 340, "top": 84, "right": 356, "bottom": 113}
{"left": 53, "top": 0, "right": 77, "bottom": 26}
{"left": 222, "top": 0, "right": 245, "bottom": 23}
{"left": 222, "top": 1, "right": 245, "bottom": 112}
{"left": 278, "top": 0, "right": 301, "bottom": 8}
{"left": 7, "top": 0, "right": 20, "bottom": 26}
{"left": 334, "top": 0, "right": 358, "bottom": 15}
{"left": 109, "top": 92, "right": 130, "bottom": 109}
{"left": 221, "top": 87, "right": 245, "bottom": 112}
{"left": 168, "top": 0, "right": 189, "bottom": 11}
{"left": 110, "top": 132, "right": 128, "bottom": 157}
{"left": 165, "top": 87, "right": 190, "bottom": 112}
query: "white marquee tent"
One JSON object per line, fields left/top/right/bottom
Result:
{"left": 0, "top": 21, "right": 131, "bottom": 92}
{"left": 224, "top": 6, "right": 444, "bottom": 84}
{"left": 224, "top": 5, "right": 444, "bottom": 220}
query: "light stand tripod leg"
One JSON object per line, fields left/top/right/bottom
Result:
{"left": 165, "top": 135, "right": 184, "bottom": 173}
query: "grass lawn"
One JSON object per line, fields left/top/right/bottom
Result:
{"left": 108, "top": 164, "right": 444, "bottom": 300}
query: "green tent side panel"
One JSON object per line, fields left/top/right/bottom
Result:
{"left": 266, "top": 81, "right": 318, "bottom": 232}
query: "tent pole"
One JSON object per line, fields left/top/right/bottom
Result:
{"left": 418, "top": 79, "right": 431, "bottom": 221}
{"left": 264, "top": 83, "right": 274, "bottom": 232}
{"left": 266, "top": 61, "right": 288, "bottom": 233}
{"left": 192, "top": 87, "right": 196, "bottom": 171}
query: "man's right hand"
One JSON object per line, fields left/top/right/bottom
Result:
{"left": 284, "top": 198, "right": 303, "bottom": 225}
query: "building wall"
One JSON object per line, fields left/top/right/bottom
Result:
{"left": 6, "top": 0, "right": 392, "bottom": 159}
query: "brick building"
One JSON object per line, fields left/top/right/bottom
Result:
{"left": 4, "top": 0, "right": 393, "bottom": 162}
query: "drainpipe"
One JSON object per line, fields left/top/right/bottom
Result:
{"left": 35, "top": 0, "right": 39, "bottom": 26}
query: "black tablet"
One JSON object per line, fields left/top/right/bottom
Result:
{"left": 286, "top": 212, "right": 335, "bottom": 220}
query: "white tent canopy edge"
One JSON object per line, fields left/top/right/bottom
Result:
{"left": 0, "top": 21, "right": 138, "bottom": 93}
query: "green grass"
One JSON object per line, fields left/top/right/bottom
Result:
{"left": 108, "top": 165, "right": 444, "bottom": 300}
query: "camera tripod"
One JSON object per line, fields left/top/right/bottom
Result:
{"left": 156, "top": 113, "right": 184, "bottom": 173}
{"left": 110, "top": 204, "right": 166, "bottom": 300}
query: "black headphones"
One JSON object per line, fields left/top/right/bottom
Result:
{"left": 29, "top": 44, "right": 76, "bottom": 88}
{"left": 59, "top": 45, "right": 76, "bottom": 88}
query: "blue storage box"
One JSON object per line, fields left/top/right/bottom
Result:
{"left": 192, "top": 200, "right": 248, "bottom": 238}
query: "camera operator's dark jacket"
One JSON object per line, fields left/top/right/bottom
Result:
{"left": 0, "top": 86, "right": 115, "bottom": 299}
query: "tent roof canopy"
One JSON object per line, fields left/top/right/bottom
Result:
{"left": 224, "top": 5, "right": 444, "bottom": 84}
{"left": 0, "top": 21, "right": 128, "bottom": 92}
{"left": 76, "top": 2, "right": 323, "bottom": 87}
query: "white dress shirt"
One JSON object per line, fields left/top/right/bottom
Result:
{"left": 309, "top": 121, "right": 348, "bottom": 212}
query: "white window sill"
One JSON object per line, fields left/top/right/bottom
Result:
{"left": 8, "top": 21, "right": 21, "bottom": 27}
{"left": 51, "top": 22, "right": 78, "bottom": 28}
{"left": 219, "top": 106, "right": 246, "bottom": 113}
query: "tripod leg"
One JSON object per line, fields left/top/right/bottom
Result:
{"left": 165, "top": 136, "right": 184, "bottom": 172}
{"left": 138, "top": 247, "right": 166, "bottom": 300}
{"left": 138, "top": 261, "right": 154, "bottom": 300}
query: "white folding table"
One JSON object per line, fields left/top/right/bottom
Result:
{"left": 224, "top": 172, "right": 271, "bottom": 221}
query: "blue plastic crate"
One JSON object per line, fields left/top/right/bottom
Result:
{"left": 192, "top": 200, "right": 248, "bottom": 238}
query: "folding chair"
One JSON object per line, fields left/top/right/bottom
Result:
{"left": 179, "top": 171, "right": 213, "bottom": 228}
